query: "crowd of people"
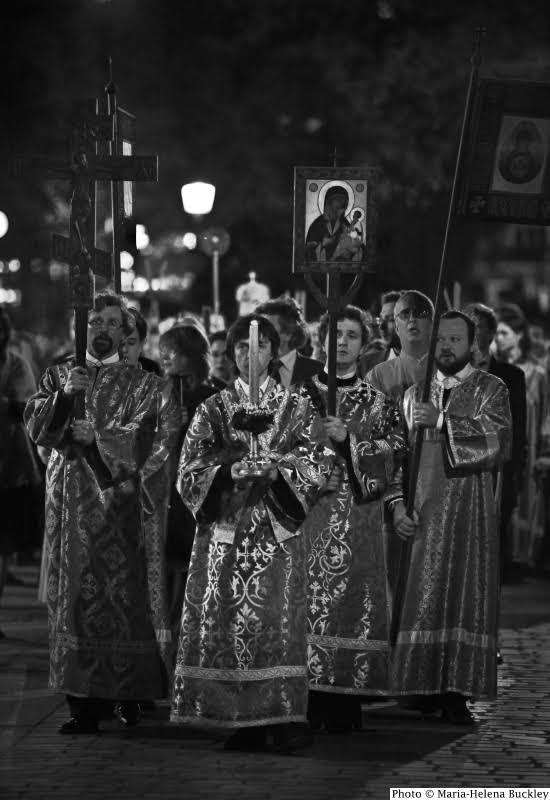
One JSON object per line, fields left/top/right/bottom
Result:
{"left": 2, "top": 283, "right": 549, "bottom": 752}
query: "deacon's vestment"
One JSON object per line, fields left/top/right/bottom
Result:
{"left": 170, "top": 378, "right": 332, "bottom": 729}
{"left": 24, "top": 358, "right": 178, "bottom": 701}
{"left": 302, "top": 373, "right": 405, "bottom": 695}
{"left": 392, "top": 367, "right": 512, "bottom": 699}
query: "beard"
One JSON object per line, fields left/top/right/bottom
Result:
{"left": 435, "top": 351, "right": 471, "bottom": 375}
{"left": 91, "top": 333, "right": 113, "bottom": 357}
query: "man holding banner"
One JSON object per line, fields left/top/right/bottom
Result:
{"left": 390, "top": 311, "right": 512, "bottom": 723}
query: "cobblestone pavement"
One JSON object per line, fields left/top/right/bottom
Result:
{"left": 2, "top": 566, "right": 550, "bottom": 800}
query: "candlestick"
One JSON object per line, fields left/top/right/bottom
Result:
{"left": 249, "top": 319, "right": 260, "bottom": 406}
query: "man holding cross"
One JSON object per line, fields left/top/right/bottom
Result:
{"left": 25, "top": 291, "right": 179, "bottom": 734}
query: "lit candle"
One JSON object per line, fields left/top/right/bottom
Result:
{"left": 248, "top": 319, "right": 260, "bottom": 405}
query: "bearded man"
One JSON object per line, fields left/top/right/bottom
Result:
{"left": 25, "top": 292, "right": 179, "bottom": 734}
{"left": 390, "top": 311, "right": 512, "bottom": 724}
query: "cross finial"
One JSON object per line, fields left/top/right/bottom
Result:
{"left": 105, "top": 56, "right": 116, "bottom": 95}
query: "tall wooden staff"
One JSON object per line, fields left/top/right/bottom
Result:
{"left": 389, "top": 30, "right": 485, "bottom": 645}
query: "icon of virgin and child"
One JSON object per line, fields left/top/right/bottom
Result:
{"left": 305, "top": 181, "right": 365, "bottom": 263}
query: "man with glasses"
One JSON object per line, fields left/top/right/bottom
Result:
{"left": 25, "top": 292, "right": 180, "bottom": 734}
{"left": 366, "top": 290, "right": 434, "bottom": 403}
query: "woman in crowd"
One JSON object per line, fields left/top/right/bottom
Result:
{"left": 158, "top": 324, "right": 220, "bottom": 624}
{"left": 495, "top": 303, "right": 549, "bottom": 570}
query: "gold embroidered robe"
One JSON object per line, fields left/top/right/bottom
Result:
{"left": 24, "top": 362, "right": 175, "bottom": 700}
{"left": 392, "top": 369, "right": 512, "bottom": 699}
{"left": 170, "top": 379, "right": 332, "bottom": 729}
{"left": 302, "top": 376, "right": 405, "bottom": 695}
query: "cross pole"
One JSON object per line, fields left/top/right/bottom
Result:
{"left": 389, "top": 29, "right": 485, "bottom": 646}
{"left": 104, "top": 57, "right": 158, "bottom": 293}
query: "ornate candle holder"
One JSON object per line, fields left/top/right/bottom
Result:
{"left": 232, "top": 404, "right": 274, "bottom": 478}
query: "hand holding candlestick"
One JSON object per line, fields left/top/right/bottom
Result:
{"left": 231, "top": 319, "right": 275, "bottom": 480}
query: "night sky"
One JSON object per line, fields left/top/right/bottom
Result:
{"left": 2, "top": 0, "right": 549, "bottom": 328}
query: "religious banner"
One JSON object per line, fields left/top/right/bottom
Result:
{"left": 293, "top": 166, "right": 378, "bottom": 273}
{"left": 461, "top": 78, "right": 550, "bottom": 225}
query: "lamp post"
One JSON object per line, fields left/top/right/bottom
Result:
{"left": 181, "top": 182, "right": 230, "bottom": 332}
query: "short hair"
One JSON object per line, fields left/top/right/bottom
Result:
{"left": 209, "top": 330, "right": 227, "bottom": 345}
{"left": 381, "top": 290, "right": 402, "bottom": 306}
{"left": 226, "top": 314, "right": 280, "bottom": 365}
{"left": 318, "top": 305, "right": 372, "bottom": 347}
{"left": 463, "top": 302, "right": 497, "bottom": 336}
{"left": 496, "top": 303, "right": 531, "bottom": 356}
{"left": 255, "top": 296, "right": 307, "bottom": 350}
{"left": 159, "top": 323, "right": 211, "bottom": 383}
{"left": 439, "top": 310, "right": 476, "bottom": 345}
{"left": 395, "top": 290, "right": 434, "bottom": 319}
{"left": 93, "top": 291, "right": 134, "bottom": 336}
{"left": 128, "top": 306, "right": 148, "bottom": 342}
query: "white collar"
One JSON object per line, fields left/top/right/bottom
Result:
{"left": 323, "top": 366, "right": 357, "bottom": 380}
{"left": 86, "top": 350, "right": 120, "bottom": 367}
{"left": 236, "top": 376, "right": 271, "bottom": 399}
{"left": 279, "top": 349, "right": 297, "bottom": 371}
{"left": 435, "top": 362, "right": 474, "bottom": 384}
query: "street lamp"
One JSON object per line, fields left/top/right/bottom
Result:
{"left": 199, "top": 227, "right": 231, "bottom": 332}
{"left": 0, "top": 211, "right": 9, "bottom": 239}
{"left": 181, "top": 182, "right": 216, "bottom": 217}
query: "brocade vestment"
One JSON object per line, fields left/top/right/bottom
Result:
{"left": 302, "top": 374, "right": 406, "bottom": 694}
{"left": 170, "top": 379, "right": 332, "bottom": 729}
{"left": 24, "top": 361, "right": 177, "bottom": 700}
{"left": 392, "top": 369, "right": 512, "bottom": 699}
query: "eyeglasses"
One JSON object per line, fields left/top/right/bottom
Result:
{"left": 88, "top": 318, "right": 123, "bottom": 330}
{"left": 395, "top": 308, "right": 432, "bottom": 322}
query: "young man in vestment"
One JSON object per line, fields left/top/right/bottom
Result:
{"left": 366, "top": 290, "right": 433, "bottom": 403}
{"left": 390, "top": 311, "right": 512, "bottom": 724}
{"left": 301, "top": 306, "right": 405, "bottom": 732}
{"left": 24, "top": 292, "right": 180, "bottom": 734}
{"left": 170, "top": 314, "right": 332, "bottom": 752}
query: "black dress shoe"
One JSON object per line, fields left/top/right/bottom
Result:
{"left": 223, "top": 726, "right": 267, "bottom": 752}
{"left": 115, "top": 702, "right": 143, "bottom": 727}
{"left": 58, "top": 716, "right": 99, "bottom": 735}
{"left": 270, "top": 723, "right": 314, "bottom": 754}
{"left": 440, "top": 694, "right": 475, "bottom": 726}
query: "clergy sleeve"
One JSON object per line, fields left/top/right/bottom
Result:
{"left": 176, "top": 398, "right": 247, "bottom": 518}
{"left": 141, "top": 386, "right": 181, "bottom": 515}
{"left": 92, "top": 377, "right": 167, "bottom": 485}
{"left": 444, "top": 378, "right": 512, "bottom": 470}
{"left": 344, "top": 395, "right": 406, "bottom": 505}
{"left": 24, "top": 367, "right": 74, "bottom": 448}
{"left": 265, "top": 394, "right": 333, "bottom": 519}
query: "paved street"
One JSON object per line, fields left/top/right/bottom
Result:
{"left": 2, "top": 565, "right": 550, "bottom": 800}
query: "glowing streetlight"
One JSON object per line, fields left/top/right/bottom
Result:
{"left": 182, "top": 232, "right": 197, "bottom": 250}
{"left": 181, "top": 182, "right": 216, "bottom": 216}
{"left": 136, "top": 224, "right": 150, "bottom": 251}
{"left": 120, "top": 251, "right": 135, "bottom": 271}
{"left": 0, "top": 211, "right": 9, "bottom": 239}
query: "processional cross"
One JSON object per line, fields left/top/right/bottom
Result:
{"left": 10, "top": 88, "right": 158, "bottom": 418}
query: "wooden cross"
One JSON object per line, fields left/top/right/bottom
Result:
{"left": 9, "top": 99, "right": 156, "bottom": 418}
{"left": 10, "top": 96, "right": 158, "bottom": 294}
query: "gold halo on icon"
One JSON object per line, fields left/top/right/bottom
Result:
{"left": 317, "top": 180, "right": 354, "bottom": 217}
